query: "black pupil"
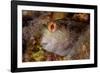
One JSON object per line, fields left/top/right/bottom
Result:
{"left": 51, "top": 24, "right": 54, "bottom": 30}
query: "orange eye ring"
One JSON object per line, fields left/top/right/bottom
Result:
{"left": 48, "top": 22, "right": 57, "bottom": 32}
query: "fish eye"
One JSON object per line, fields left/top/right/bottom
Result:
{"left": 48, "top": 22, "right": 57, "bottom": 32}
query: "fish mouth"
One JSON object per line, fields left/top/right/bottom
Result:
{"left": 41, "top": 40, "right": 76, "bottom": 56}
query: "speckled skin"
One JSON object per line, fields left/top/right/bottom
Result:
{"left": 40, "top": 20, "right": 89, "bottom": 56}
